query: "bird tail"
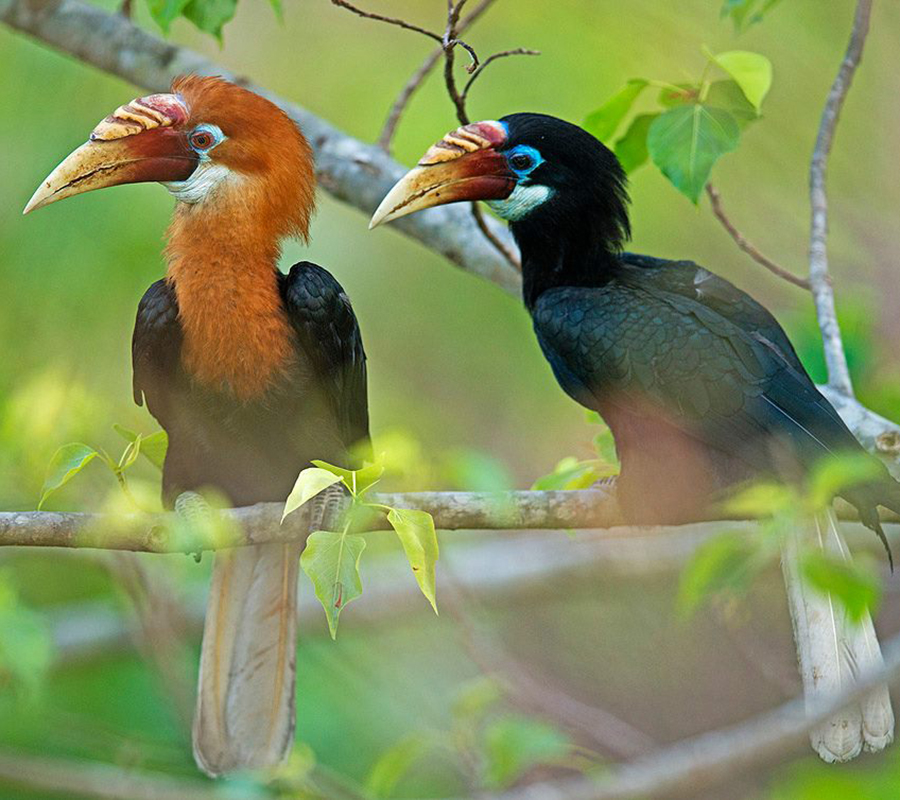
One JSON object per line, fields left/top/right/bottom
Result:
{"left": 781, "top": 508, "right": 894, "bottom": 762}
{"left": 192, "top": 541, "right": 302, "bottom": 777}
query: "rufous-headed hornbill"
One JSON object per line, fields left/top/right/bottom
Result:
{"left": 371, "top": 113, "right": 900, "bottom": 762}
{"left": 25, "top": 76, "right": 370, "bottom": 776}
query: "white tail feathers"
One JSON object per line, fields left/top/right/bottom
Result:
{"left": 781, "top": 509, "right": 894, "bottom": 762}
{"left": 193, "top": 541, "right": 302, "bottom": 777}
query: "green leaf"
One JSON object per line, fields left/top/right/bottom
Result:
{"left": 647, "top": 104, "right": 740, "bottom": 203}
{"left": 282, "top": 467, "right": 343, "bottom": 522}
{"left": 614, "top": 113, "right": 656, "bottom": 173}
{"left": 118, "top": 434, "right": 143, "bottom": 472}
{"left": 808, "top": 454, "right": 884, "bottom": 511}
{"left": 677, "top": 530, "right": 768, "bottom": 617}
{"left": 484, "top": 715, "right": 571, "bottom": 789}
{"left": 802, "top": 552, "right": 880, "bottom": 624}
{"left": 145, "top": 0, "right": 192, "bottom": 33}
{"left": 710, "top": 50, "right": 772, "bottom": 111}
{"left": 115, "top": 425, "right": 168, "bottom": 471}
{"left": 584, "top": 79, "right": 648, "bottom": 143}
{"left": 311, "top": 459, "right": 384, "bottom": 496}
{"left": 300, "top": 529, "right": 366, "bottom": 639}
{"left": 721, "top": 0, "right": 783, "bottom": 32}
{"left": 366, "top": 733, "right": 439, "bottom": 799}
{"left": 705, "top": 80, "right": 759, "bottom": 129}
{"left": 181, "top": 0, "right": 238, "bottom": 39}
{"left": 387, "top": 508, "right": 439, "bottom": 613}
{"left": 268, "top": 0, "right": 283, "bottom": 22}
{"left": 725, "top": 482, "right": 796, "bottom": 517}
{"left": 531, "top": 457, "right": 614, "bottom": 491}
{"left": 38, "top": 443, "right": 100, "bottom": 509}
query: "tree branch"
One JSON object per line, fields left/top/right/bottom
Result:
{"left": 3, "top": 489, "right": 897, "bottom": 553}
{"left": 705, "top": 183, "right": 809, "bottom": 289}
{"left": 0, "top": 0, "right": 522, "bottom": 294}
{"left": 807, "top": 0, "right": 872, "bottom": 398}
{"left": 459, "top": 630, "right": 900, "bottom": 800}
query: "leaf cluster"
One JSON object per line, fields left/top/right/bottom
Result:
{"left": 584, "top": 47, "right": 773, "bottom": 202}
{"left": 284, "top": 458, "right": 440, "bottom": 639}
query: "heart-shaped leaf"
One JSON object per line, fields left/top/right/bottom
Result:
{"left": 282, "top": 467, "right": 343, "bottom": 522}
{"left": 387, "top": 507, "right": 439, "bottom": 613}
{"left": 39, "top": 443, "right": 100, "bottom": 510}
{"left": 647, "top": 104, "right": 740, "bottom": 203}
{"left": 301, "top": 529, "right": 366, "bottom": 639}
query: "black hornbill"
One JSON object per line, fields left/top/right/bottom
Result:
{"left": 25, "top": 76, "right": 370, "bottom": 775}
{"left": 371, "top": 112, "right": 899, "bottom": 762}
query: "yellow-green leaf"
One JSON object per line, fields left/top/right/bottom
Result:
{"left": 311, "top": 458, "right": 384, "bottom": 496}
{"left": 387, "top": 507, "right": 439, "bottom": 613}
{"left": 300, "top": 529, "right": 366, "bottom": 639}
{"left": 711, "top": 50, "right": 772, "bottom": 111}
{"left": 38, "top": 443, "right": 100, "bottom": 510}
{"left": 282, "top": 467, "right": 342, "bottom": 522}
{"left": 114, "top": 425, "right": 168, "bottom": 470}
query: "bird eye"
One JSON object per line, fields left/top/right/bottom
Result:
{"left": 510, "top": 153, "right": 535, "bottom": 171}
{"left": 190, "top": 130, "right": 215, "bottom": 150}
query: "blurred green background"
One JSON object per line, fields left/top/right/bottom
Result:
{"left": 1, "top": 0, "right": 900, "bottom": 797}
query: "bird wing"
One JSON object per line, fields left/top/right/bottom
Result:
{"left": 532, "top": 277, "right": 862, "bottom": 475}
{"left": 281, "top": 262, "right": 371, "bottom": 460}
{"left": 132, "top": 278, "right": 182, "bottom": 418}
{"left": 619, "top": 254, "right": 853, "bottom": 437}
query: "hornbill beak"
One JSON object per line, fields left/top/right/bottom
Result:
{"left": 24, "top": 93, "right": 198, "bottom": 215}
{"left": 369, "top": 120, "right": 515, "bottom": 229}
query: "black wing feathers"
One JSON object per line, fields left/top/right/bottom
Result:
{"left": 281, "top": 262, "right": 371, "bottom": 459}
{"left": 132, "top": 279, "right": 182, "bottom": 408}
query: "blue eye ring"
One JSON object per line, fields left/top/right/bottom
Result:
{"left": 506, "top": 145, "right": 543, "bottom": 176}
{"left": 188, "top": 124, "right": 225, "bottom": 153}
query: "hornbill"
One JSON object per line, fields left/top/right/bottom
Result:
{"left": 25, "top": 76, "right": 370, "bottom": 776}
{"left": 371, "top": 113, "right": 900, "bottom": 762}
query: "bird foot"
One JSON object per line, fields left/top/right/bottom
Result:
{"left": 308, "top": 483, "right": 351, "bottom": 534}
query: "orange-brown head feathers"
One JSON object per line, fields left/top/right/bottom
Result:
{"left": 170, "top": 75, "right": 316, "bottom": 242}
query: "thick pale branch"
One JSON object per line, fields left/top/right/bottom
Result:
{"left": 0, "top": 0, "right": 521, "bottom": 294}
{"left": 2, "top": 490, "right": 897, "bottom": 553}
{"left": 807, "top": 0, "right": 872, "bottom": 397}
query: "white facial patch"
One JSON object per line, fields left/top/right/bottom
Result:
{"left": 163, "top": 163, "right": 235, "bottom": 204}
{"left": 487, "top": 183, "right": 552, "bottom": 221}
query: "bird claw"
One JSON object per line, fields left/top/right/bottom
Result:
{"left": 308, "top": 483, "right": 351, "bottom": 534}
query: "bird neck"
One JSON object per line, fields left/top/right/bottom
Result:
{"left": 512, "top": 213, "right": 622, "bottom": 310}
{"left": 164, "top": 201, "right": 293, "bottom": 401}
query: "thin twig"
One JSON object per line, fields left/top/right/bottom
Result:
{"left": 378, "top": 0, "right": 499, "bottom": 152}
{"left": 329, "top": 0, "right": 442, "bottom": 42}
{"left": 808, "top": 0, "right": 872, "bottom": 398}
{"left": 462, "top": 47, "right": 541, "bottom": 98}
{"left": 472, "top": 203, "right": 521, "bottom": 269}
{"left": 705, "top": 184, "right": 809, "bottom": 290}
{"left": 442, "top": 3, "right": 469, "bottom": 126}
